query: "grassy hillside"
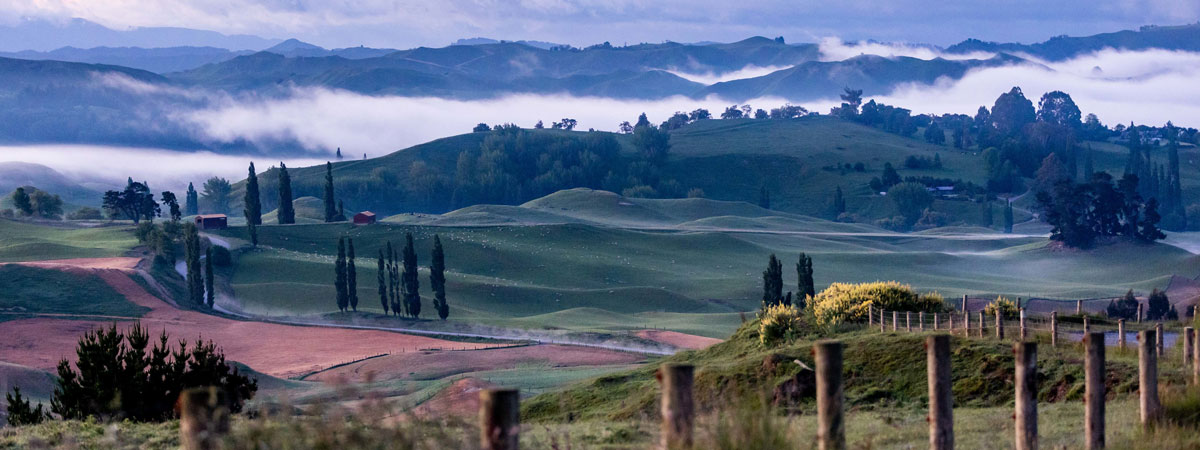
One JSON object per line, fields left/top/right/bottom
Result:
{"left": 0, "top": 219, "right": 137, "bottom": 262}
{"left": 0, "top": 265, "right": 149, "bottom": 321}
{"left": 212, "top": 187, "right": 1199, "bottom": 338}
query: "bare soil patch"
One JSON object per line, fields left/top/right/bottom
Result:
{"left": 635, "top": 330, "right": 722, "bottom": 350}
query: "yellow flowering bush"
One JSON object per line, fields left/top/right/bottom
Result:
{"left": 984, "top": 296, "right": 1020, "bottom": 319}
{"left": 810, "top": 281, "right": 946, "bottom": 326}
{"left": 759, "top": 303, "right": 805, "bottom": 347}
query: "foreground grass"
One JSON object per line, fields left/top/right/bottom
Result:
{"left": 0, "top": 265, "right": 149, "bottom": 322}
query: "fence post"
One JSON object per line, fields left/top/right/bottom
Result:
{"left": 962, "top": 310, "right": 969, "bottom": 336}
{"left": 927, "top": 335, "right": 953, "bottom": 450}
{"left": 1085, "top": 332, "right": 1105, "bottom": 450}
{"left": 868, "top": 305, "right": 873, "bottom": 327}
{"left": 1137, "top": 303, "right": 1143, "bottom": 323}
{"left": 1156, "top": 323, "right": 1164, "bottom": 358}
{"left": 1118, "top": 319, "right": 1126, "bottom": 350}
{"left": 658, "top": 364, "right": 694, "bottom": 450}
{"left": 1014, "top": 342, "right": 1037, "bottom": 450}
{"left": 1077, "top": 299, "right": 1083, "bottom": 315}
{"left": 880, "top": 310, "right": 886, "bottom": 333}
{"left": 934, "top": 312, "right": 940, "bottom": 331}
{"left": 1084, "top": 316, "right": 1091, "bottom": 335}
{"left": 815, "top": 341, "right": 845, "bottom": 450}
{"left": 180, "top": 387, "right": 229, "bottom": 450}
{"left": 978, "top": 311, "right": 985, "bottom": 338}
{"left": 1019, "top": 308, "right": 1027, "bottom": 341}
{"left": 480, "top": 388, "right": 520, "bottom": 450}
{"left": 920, "top": 311, "right": 925, "bottom": 331}
{"left": 1185, "top": 327, "right": 1195, "bottom": 368}
{"left": 996, "top": 309, "right": 1005, "bottom": 340}
{"left": 893, "top": 311, "right": 899, "bottom": 332}
{"left": 1051, "top": 311, "right": 1058, "bottom": 347}
{"left": 1139, "top": 330, "right": 1162, "bottom": 430}
{"left": 907, "top": 311, "right": 912, "bottom": 332}
{"left": 962, "top": 294, "right": 968, "bottom": 312}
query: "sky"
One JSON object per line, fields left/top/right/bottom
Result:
{"left": 1, "top": 0, "right": 1198, "bottom": 49}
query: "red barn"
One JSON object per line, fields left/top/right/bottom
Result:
{"left": 194, "top": 214, "right": 228, "bottom": 230}
{"left": 353, "top": 211, "right": 377, "bottom": 225}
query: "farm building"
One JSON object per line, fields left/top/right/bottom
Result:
{"left": 194, "top": 214, "right": 228, "bottom": 230}
{"left": 353, "top": 211, "right": 377, "bottom": 225}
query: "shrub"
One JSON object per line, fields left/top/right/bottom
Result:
{"left": 810, "top": 281, "right": 946, "bottom": 326}
{"left": 210, "top": 245, "right": 233, "bottom": 266}
{"left": 759, "top": 303, "right": 804, "bottom": 347}
{"left": 6, "top": 387, "right": 50, "bottom": 425}
{"left": 983, "top": 296, "right": 1019, "bottom": 319}
{"left": 66, "top": 207, "right": 104, "bottom": 220}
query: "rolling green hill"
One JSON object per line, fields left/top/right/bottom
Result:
{"left": 0, "top": 219, "right": 137, "bottom": 262}
{"left": 0, "top": 264, "right": 149, "bottom": 321}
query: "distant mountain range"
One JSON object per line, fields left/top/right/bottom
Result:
{"left": 0, "top": 18, "right": 280, "bottom": 52}
{"left": 0, "top": 22, "right": 1197, "bottom": 151}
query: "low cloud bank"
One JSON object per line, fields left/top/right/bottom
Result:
{"left": 817, "top": 37, "right": 995, "bottom": 61}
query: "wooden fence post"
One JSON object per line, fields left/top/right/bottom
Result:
{"left": 1185, "top": 327, "right": 1195, "bottom": 368}
{"left": 962, "top": 310, "right": 969, "bottom": 336}
{"left": 927, "top": 335, "right": 953, "bottom": 450}
{"left": 880, "top": 309, "right": 886, "bottom": 333}
{"left": 934, "top": 312, "right": 940, "bottom": 331}
{"left": 962, "top": 294, "right": 968, "bottom": 312}
{"left": 180, "top": 387, "right": 230, "bottom": 450}
{"left": 1137, "top": 303, "right": 1143, "bottom": 323}
{"left": 658, "top": 364, "right": 694, "bottom": 450}
{"left": 1019, "top": 308, "right": 1027, "bottom": 341}
{"left": 1085, "top": 332, "right": 1105, "bottom": 450}
{"left": 907, "top": 311, "right": 912, "bottom": 332}
{"left": 815, "top": 341, "right": 846, "bottom": 450}
{"left": 480, "top": 388, "right": 520, "bottom": 450}
{"left": 949, "top": 312, "right": 955, "bottom": 334}
{"left": 920, "top": 311, "right": 925, "bottom": 331}
{"left": 1051, "top": 311, "right": 1058, "bottom": 347}
{"left": 1118, "top": 319, "right": 1126, "bottom": 350}
{"left": 868, "top": 305, "right": 874, "bottom": 327}
{"left": 1077, "top": 299, "right": 1083, "bottom": 315}
{"left": 978, "top": 311, "right": 985, "bottom": 338}
{"left": 893, "top": 311, "right": 899, "bottom": 332}
{"left": 1156, "top": 323, "right": 1164, "bottom": 358}
{"left": 996, "top": 309, "right": 1005, "bottom": 340}
{"left": 1084, "top": 316, "right": 1091, "bottom": 335}
{"left": 1139, "top": 330, "right": 1162, "bottom": 430}
{"left": 1014, "top": 342, "right": 1037, "bottom": 450}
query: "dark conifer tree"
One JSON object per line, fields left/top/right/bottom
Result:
{"left": 347, "top": 238, "right": 358, "bottom": 311}
{"left": 1003, "top": 201, "right": 1014, "bottom": 233}
{"left": 277, "top": 163, "right": 295, "bottom": 224}
{"left": 1147, "top": 288, "right": 1170, "bottom": 320}
{"left": 184, "top": 223, "right": 203, "bottom": 306}
{"left": 185, "top": 182, "right": 199, "bottom": 216}
{"left": 796, "top": 253, "right": 815, "bottom": 307}
{"left": 377, "top": 249, "right": 388, "bottom": 314}
{"left": 205, "top": 247, "right": 214, "bottom": 308}
{"left": 244, "top": 162, "right": 262, "bottom": 226}
{"left": 387, "top": 241, "right": 400, "bottom": 315}
{"left": 323, "top": 162, "right": 336, "bottom": 223}
{"left": 1138, "top": 198, "right": 1166, "bottom": 242}
{"left": 247, "top": 219, "right": 258, "bottom": 248}
{"left": 430, "top": 235, "right": 448, "bottom": 320}
{"left": 762, "top": 254, "right": 783, "bottom": 308}
{"left": 1107, "top": 289, "right": 1139, "bottom": 320}
{"left": 335, "top": 237, "right": 348, "bottom": 311}
{"left": 402, "top": 233, "right": 421, "bottom": 318}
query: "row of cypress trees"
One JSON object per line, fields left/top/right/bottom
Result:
{"left": 762, "top": 252, "right": 815, "bottom": 309}
{"left": 367, "top": 233, "right": 449, "bottom": 320}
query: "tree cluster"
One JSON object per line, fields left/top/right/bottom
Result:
{"left": 9, "top": 186, "right": 63, "bottom": 219}
{"left": 103, "top": 180, "right": 159, "bottom": 224}
{"left": 51, "top": 323, "right": 256, "bottom": 422}
{"left": 376, "top": 233, "right": 424, "bottom": 318}
{"left": 334, "top": 237, "right": 358, "bottom": 312}
{"left": 1036, "top": 172, "right": 1165, "bottom": 248}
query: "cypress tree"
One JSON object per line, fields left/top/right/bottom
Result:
{"left": 347, "top": 238, "right": 358, "bottom": 312}
{"left": 323, "top": 162, "right": 336, "bottom": 223}
{"left": 247, "top": 219, "right": 258, "bottom": 248}
{"left": 1004, "top": 201, "right": 1014, "bottom": 233}
{"left": 762, "top": 254, "right": 783, "bottom": 308}
{"left": 335, "top": 237, "right": 347, "bottom": 311}
{"left": 832, "top": 186, "right": 845, "bottom": 216}
{"left": 387, "top": 241, "right": 400, "bottom": 315}
{"left": 402, "top": 233, "right": 421, "bottom": 318}
{"left": 377, "top": 249, "right": 388, "bottom": 314}
{"left": 205, "top": 247, "right": 214, "bottom": 308}
{"left": 244, "top": 162, "right": 262, "bottom": 226}
{"left": 277, "top": 163, "right": 295, "bottom": 224}
{"left": 185, "top": 183, "right": 199, "bottom": 216}
{"left": 183, "top": 223, "right": 203, "bottom": 306}
{"left": 431, "top": 235, "right": 448, "bottom": 320}
{"left": 796, "top": 253, "right": 815, "bottom": 305}
{"left": 981, "top": 201, "right": 994, "bottom": 227}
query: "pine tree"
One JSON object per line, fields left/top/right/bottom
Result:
{"left": 832, "top": 186, "right": 846, "bottom": 216}
{"left": 431, "top": 235, "right": 448, "bottom": 320}
{"left": 335, "top": 237, "right": 348, "bottom": 311}
{"left": 347, "top": 238, "right": 358, "bottom": 312}
{"left": 796, "top": 253, "right": 815, "bottom": 306}
{"left": 1138, "top": 198, "right": 1166, "bottom": 242}
{"left": 377, "top": 249, "right": 388, "bottom": 315}
{"left": 5, "top": 386, "right": 49, "bottom": 425}
{"left": 762, "top": 254, "right": 783, "bottom": 308}
{"left": 323, "top": 162, "right": 336, "bottom": 223}
{"left": 277, "top": 163, "right": 295, "bottom": 224}
{"left": 184, "top": 223, "right": 204, "bottom": 306}
{"left": 205, "top": 247, "right": 214, "bottom": 308}
{"left": 402, "top": 233, "right": 421, "bottom": 318}
{"left": 758, "top": 186, "right": 770, "bottom": 210}
{"left": 1003, "top": 201, "right": 1014, "bottom": 233}
{"left": 336, "top": 147, "right": 343, "bottom": 159}
{"left": 244, "top": 162, "right": 262, "bottom": 226}
{"left": 185, "top": 182, "right": 199, "bottom": 216}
